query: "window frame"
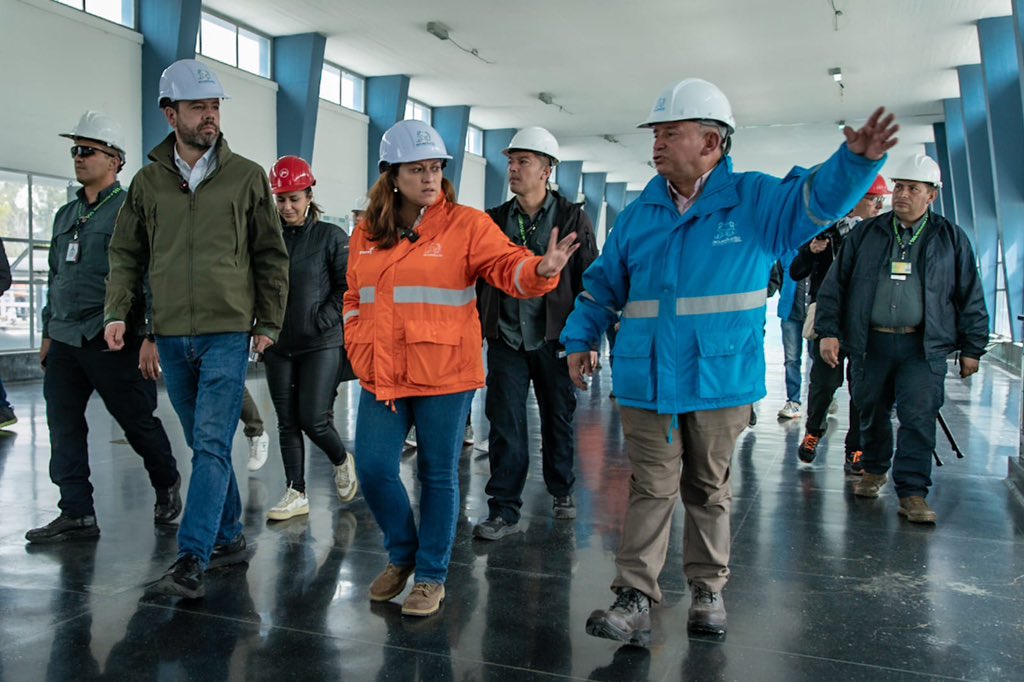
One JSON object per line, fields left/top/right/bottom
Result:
{"left": 319, "top": 61, "right": 366, "bottom": 113}
{"left": 197, "top": 9, "right": 272, "bottom": 79}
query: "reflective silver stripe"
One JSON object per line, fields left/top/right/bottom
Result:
{"left": 622, "top": 300, "right": 660, "bottom": 318}
{"left": 514, "top": 260, "right": 528, "bottom": 295}
{"left": 393, "top": 285, "right": 476, "bottom": 306}
{"left": 343, "top": 310, "right": 359, "bottom": 324}
{"left": 675, "top": 288, "right": 767, "bottom": 316}
{"left": 359, "top": 287, "right": 376, "bottom": 303}
{"left": 801, "top": 168, "right": 832, "bottom": 227}
{"left": 581, "top": 290, "right": 618, "bottom": 316}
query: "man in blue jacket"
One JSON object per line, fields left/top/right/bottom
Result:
{"left": 562, "top": 78, "right": 896, "bottom": 642}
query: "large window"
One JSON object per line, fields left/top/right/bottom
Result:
{"left": 0, "top": 170, "right": 73, "bottom": 352}
{"left": 465, "top": 125, "right": 483, "bottom": 155}
{"left": 54, "top": 0, "right": 135, "bottom": 29}
{"left": 404, "top": 99, "right": 432, "bottom": 125}
{"left": 320, "top": 63, "right": 366, "bottom": 113}
{"left": 197, "top": 11, "right": 271, "bottom": 78}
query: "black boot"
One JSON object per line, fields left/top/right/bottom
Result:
{"left": 147, "top": 555, "right": 205, "bottom": 599}
{"left": 585, "top": 587, "right": 652, "bottom": 647}
{"left": 154, "top": 476, "right": 182, "bottom": 524}
{"left": 25, "top": 513, "right": 100, "bottom": 544}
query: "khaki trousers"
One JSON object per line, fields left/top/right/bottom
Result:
{"left": 611, "top": 405, "right": 749, "bottom": 601}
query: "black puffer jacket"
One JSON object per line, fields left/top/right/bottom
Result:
{"left": 815, "top": 210, "right": 989, "bottom": 360}
{"left": 269, "top": 218, "right": 349, "bottom": 356}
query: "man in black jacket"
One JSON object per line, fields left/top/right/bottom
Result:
{"left": 791, "top": 175, "right": 889, "bottom": 469}
{"left": 474, "top": 127, "right": 598, "bottom": 539}
{"left": 815, "top": 155, "right": 988, "bottom": 523}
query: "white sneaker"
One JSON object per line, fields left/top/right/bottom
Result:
{"left": 829, "top": 399, "right": 839, "bottom": 414}
{"left": 267, "top": 487, "right": 308, "bottom": 521}
{"left": 463, "top": 422, "right": 474, "bottom": 445}
{"left": 247, "top": 432, "right": 270, "bottom": 471}
{"left": 777, "top": 401, "right": 801, "bottom": 419}
{"left": 335, "top": 454, "right": 358, "bottom": 503}
{"left": 405, "top": 426, "right": 417, "bottom": 448}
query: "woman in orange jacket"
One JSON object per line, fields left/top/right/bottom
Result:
{"left": 345, "top": 120, "right": 579, "bottom": 617}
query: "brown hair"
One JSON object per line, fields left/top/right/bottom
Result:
{"left": 276, "top": 188, "right": 323, "bottom": 225}
{"left": 362, "top": 168, "right": 457, "bottom": 249}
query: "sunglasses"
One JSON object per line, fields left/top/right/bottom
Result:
{"left": 70, "top": 145, "right": 117, "bottom": 159}
{"left": 864, "top": 196, "right": 885, "bottom": 208}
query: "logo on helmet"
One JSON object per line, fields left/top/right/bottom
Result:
{"left": 195, "top": 67, "right": 215, "bottom": 84}
{"left": 653, "top": 97, "right": 667, "bottom": 113}
{"left": 415, "top": 131, "right": 434, "bottom": 147}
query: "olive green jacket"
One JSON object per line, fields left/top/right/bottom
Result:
{"left": 105, "top": 133, "right": 288, "bottom": 338}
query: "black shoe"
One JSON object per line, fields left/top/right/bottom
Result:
{"left": 844, "top": 450, "right": 864, "bottom": 475}
{"left": 553, "top": 495, "right": 577, "bottom": 520}
{"left": 747, "top": 408, "right": 757, "bottom": 427}
{"left": 153, "top": 476, "right": 182, "bottom": 524}
{"left": 208, "top": 534, "right": 247, "bottom": 570}
{"left": 687, "top": 582, "right": 727, "bottom": 635}
{"left": 0, "top": 405, "right": 16, "bottom": 429}
{"left": 586, "top": 587, "right": 652, "bottom": 647}
{"left": 472, "top": 516, "right": 521, "bottom": 541}
{"left": 25, "top": 513, "right": 100, "bottom": 544}
{"left": 147, "top": 555, "right": 205, "bottom": 599}
{"left": 797, "top": 433, "right": 821, "bottom": 463}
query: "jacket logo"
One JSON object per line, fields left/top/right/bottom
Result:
{"left": 423, "top": 242, "right": 443, "bottom": 258}
{"left": 712, "top": 221, "right": 741, "bottom": 246}
{"left": 415, "top": 131, "right": 434, "bottom": 146}
{"left": 359, "top": 247, "right": 375, "bottom": 255}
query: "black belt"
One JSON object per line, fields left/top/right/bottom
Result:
{"left": 872, "top": 326, "right": 919, "bottom": 334}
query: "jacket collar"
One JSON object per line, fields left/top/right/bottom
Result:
{"left": 638, "top": 156, "right": 740, "bottom": 221}
{"left": 149, "top": 132, "right": 233, "bottom": 174}
{"left": 75, "top": 180, "right": 122, "bottom": 206}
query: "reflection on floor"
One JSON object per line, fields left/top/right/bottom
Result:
{"left": 1, "top": 334, "right": 1023, "bottom": 681}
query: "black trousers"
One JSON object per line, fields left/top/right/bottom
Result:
{"left": 484, "top": 340, "right": 576, "bottom": 523}
{"left": 805, "top": 339, "right": 861, "bottom": 453}
{"left": 44, "top": 333, "right": 178, "bottom": 517}
{"left": 264, "top": 346, "right": 347, "bottom": 493}
{"left": 850, "top": 331, "right": 946, "bottom": 498}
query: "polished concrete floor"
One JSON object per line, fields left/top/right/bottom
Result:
{"left": 2, "top": 331, "right": 1023, "bottom": 681}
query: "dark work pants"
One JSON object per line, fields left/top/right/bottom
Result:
{"left": 44, "top": 334, "right": 178, "bottom": 518}
{"left": 264, "top": 346, "right": 347, "bottom": 493}
{"left": 805, "top": 339, "right": 861, "bottom": 452}
{"left": 484, "top": 340, "right": 576, "bottom": 523}
{"left": 850, "top": 331, "right": 946, "bottom": 498}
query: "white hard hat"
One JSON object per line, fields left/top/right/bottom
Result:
{"left": 378, "top": 120, "right": 451, "bottom": 173}
{"left": 503, "top": 126, "right": 560, "bottom": 164}
{"left": 638, "top": 78, "right": 736, "bottom": 133}
{"left": 59, "top": 111, "right": 126, "bottom": 156}
{"left": 158, "top": 59, "right": 229, "bottom": 107}
{"left": 353, "top": 195, "right": 369, "bottom": 212}
{"left": 889, "top": 153, "right": 942, "bottom": 188}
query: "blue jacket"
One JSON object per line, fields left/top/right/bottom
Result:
{"left": 561, "top": 145, "right": 883, "bottom": 414}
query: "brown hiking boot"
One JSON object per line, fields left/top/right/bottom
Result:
{"left": 854, "top": 472, "right": 887, "bottom": 498}
{"left": 369, "top": 563, "right": 415, "bottom": 602}
{"left": 687, "top": 582, "right": 727, "bottom": 635}
{"left": 585, "top": 587, "right": 652, "bottom": 647}
{"left": 898, "top": 496, "right": 937, "bottom": 523}
{"left": 797, "top": 433, "right": 821, "bottom": 463}
{"left": 401, "top": 582, "right": 445, "bottom": 616}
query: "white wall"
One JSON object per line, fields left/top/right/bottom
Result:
{"left": 0, "top": 0, "right": 143, "bottom": 178}
{"left": 216, "top": 67, "right": 278, "bottom": 175}
{"left": 458, "top": 153, "right": 486, "bottom": 210}
{"left": 312, "top": 102, "right": 368, "bottom": 221}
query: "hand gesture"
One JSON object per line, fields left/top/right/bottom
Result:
{"left": 536, "top": 228, "right": 580, "bottom": 278}
{"left": 568, "top": 351, "right": 595, "bottom": 390}
{"left": 844, "top": 107, "right": 899, "bottom": 160}
{"left": 105, "top": 321, "right": 126, "bottom": 351}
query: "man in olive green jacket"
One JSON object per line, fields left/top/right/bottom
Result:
{"left": 104, "top": 59, "right": 288, "bottom": 599}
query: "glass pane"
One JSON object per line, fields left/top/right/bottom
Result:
{"left": 466, "top": 126, "right": 483, "bottom": 155}
{"left": 404, "top": 101, "right": 414, "bottom": 121}
{"left": 0, "top": 241, "right": 32, "bottom": 351}
{"left": 55, "top": 0, "right": 83, "bottom": 8}
{"left": 238, "top": 28, "right": 270, "bottom": 77}
{"left": 33, "top": 279, "right": 48, "bottom": 348}
{"left": 0, "top": 171, "right": 30, "bottom": 239}
{"left": 32, "top": 175, "right": 74, "bottom": 239}
{"left": 85, "top": 0, "right": 127, "bottom": 26}
{"left": 320, "top": 65, "right": 341, "bottom": 104}
{"left": 341, "top": 72, "right": 364, "bottom": 112}
{"left": 200, "top": 13, "right": 237, "bottom": 67}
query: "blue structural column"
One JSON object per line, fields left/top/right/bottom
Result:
{"left": 273, "top": 33, "right": 326, "bottom": 163}
{"left": 924, "top": 143, "right": 944, "bottom": 216}
{"left": 138, "top": 0, "right": 202, "bottom": 157}
{"left": 980, "top": 15, "right": 1024, "bottom": 336}
{"left": 483, "top": 128, "right": 515, "bottom": 209}
{"left": 942, "top": 98, "right": 975, "bottom": 243}
{"left": 556, "top": 161, "right": 583, "bottom": 203}
{"left": 433, "top": 106, "right": 470, "bottom": 196}
{"left": 931, "top": 123, "right": 956, "bottom": 223}
{"left": 604, "top": 182, "right": 628, "bottom": 236}
{"left": 365, "top": 76, "right": 410, "bottom": 187}
{"left": 959, "top": 64, "right": 999, "bottom": 331}
{"left": 582, "top": 172, "right": 607, "bottom": 230}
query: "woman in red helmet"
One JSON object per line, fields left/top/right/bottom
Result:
{"left": 263, "top": 155, "right": 357, "bottom": 521}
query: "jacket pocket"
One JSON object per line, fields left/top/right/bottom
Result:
{"left": 611, "top": 331, "right": 655, "bottom": 402}
{"left": 405, "top": 320, "right": 463, "bottom": 387}
{"left": 695, "top": 328, "right": 758, "bottom": 399}
{"left": 345, "top": 321, "right": 375, "bottom": 383}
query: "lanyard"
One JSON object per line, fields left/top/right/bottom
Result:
{"left": 516, "top": 212, "right": 538, "bottom": 245}
{"left": 893, "top": 214, "right": 927, "bottom": 252}
{"left": 74, "top": 186, "right": 123, "bottom": 235}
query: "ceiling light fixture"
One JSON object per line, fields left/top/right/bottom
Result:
{"left": 425, "top": 21, "right": 494, "bottom": 64}
{"left": 538, "top": 92, "right": 573, "bottom": 114}
{"left": 828, "top": 67, "right": 842, "bottom": 83}
{"left": 602, "top": 134, "right": 620, "bottom": 144}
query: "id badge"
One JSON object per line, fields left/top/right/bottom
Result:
{"left": 891, "top": 261, "right": 912, "bottom": 276}
{"left": 65, "top": 240, "right": 80, "bottom": 263}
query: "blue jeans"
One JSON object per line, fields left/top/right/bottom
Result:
{"left": 156, "top": 333, "right": 250, "bottom": 566}
{"left": 780, "top": 319, "right": 804, "bottom": 403}
{"left": 355, "top": 389, "right": 474, "bottom": 584}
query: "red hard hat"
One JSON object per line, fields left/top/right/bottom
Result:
{"left": 270, "top": 156, "right": 316, "bottom": 194}
{"left": 866, "top": 175, "right": 890, "bottom": 196}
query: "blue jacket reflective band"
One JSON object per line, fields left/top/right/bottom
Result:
{"left": 561, "top": 145, "right": 883, "bottom": 415}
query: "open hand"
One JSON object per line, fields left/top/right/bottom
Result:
{"left": 844, "top": 107, "right": 899, "bottom": 160}
{"left": 536, "top": 228, "right": 580, "bottom": 278}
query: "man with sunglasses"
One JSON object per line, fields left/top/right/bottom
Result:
{"left": 791, "top": 175, "right": 889, "bottom": 470}
{"left": 26, "top": 111, "right": 182, "bottom": 544}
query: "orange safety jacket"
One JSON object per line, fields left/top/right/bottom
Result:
{"left": 344, "top": 196, "right": 559, "bottom": 403}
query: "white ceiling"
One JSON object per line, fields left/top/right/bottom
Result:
{"left": 205, "top": 0, "right": 1011, "bottom": 188}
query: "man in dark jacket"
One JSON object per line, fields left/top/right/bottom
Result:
{"left": 0, "top": 237, "right": 14, "bottom": 428}
{"left": 791, "top": 175, "right": 889, "bottom": 469}
{"left": 815, "top": 155, "right": 988, "bottom": 524}
{"left": 473, "top": 127, "right": 598, "bottom": 539}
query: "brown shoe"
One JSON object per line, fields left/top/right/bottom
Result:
{"left": 898, "top": 496, "right": 937, "bottom": 523}
{"left": 401, "top": 582, "right": 445, "bottom": 616}
{"left": 854, "top": 472, "right": 887, "bottom": 498}
{"left": 369, "top": 563, "right": 415, "bottom": 602}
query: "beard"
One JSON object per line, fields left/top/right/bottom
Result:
{"left": 179, "top": 120, "right": 219, "bottom": 150}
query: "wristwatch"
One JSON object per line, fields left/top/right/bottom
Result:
{"left": 145, "top": 333, "right": 156, "bottom": 342}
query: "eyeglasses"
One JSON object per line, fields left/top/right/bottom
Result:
{"left": 872, "top": 197, "right": 885, "bottom": 208}
{"left": 70, "top": 145, "right": 117, "bottom": 159}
